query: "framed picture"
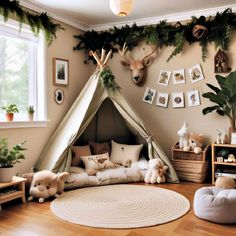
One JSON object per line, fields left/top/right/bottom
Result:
{"left": 231, "top": 132, "right": 236, "bottom": 144}
{"left": 172, "top": 92, "right": 184, "bottom": 108}
{"left": 187, "top": 89, "right": 201, "bottom": 107}
{"left": 53, "top": 58, "right": 69, "bottom": 86}
{"left": 157, "top": 70, "right": 171, "bottom": 86}
{"left": 54, "top": 89, "right": 64, "bottom": 105}
{"left": 156, "top": 92, "right": 169, "bottom": 108}
{"left": 173, "top": 69, "right": 185, "bottom": 85}
{"left": 188, "top": 64, "right": 204, "bottom": 83}
{"left": 143, "top": 87, "right": 156, "bottom": 104}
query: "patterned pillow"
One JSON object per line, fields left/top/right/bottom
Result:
{"left": 80, "top": 153, "right": 115, "bottom": 176}
{"left": 110, "top": 140, "right": 143, "bottom": 166}
{"left": 89, "top": 141, "right": 110, "bottom": 155}
{"left": 71, "top": 145, "right": 91, "bottom": 166}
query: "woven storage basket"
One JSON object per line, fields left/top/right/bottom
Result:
{"left": 172, "top": 144, "right": 210, "bottom": 183}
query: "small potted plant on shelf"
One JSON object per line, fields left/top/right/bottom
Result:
{"left": 2, "top": 104, "right": 19, "bottom": 121}
{"left": 27, "top": 105, "right": 35, "bottom": 121}
{"left": 0, "top": 138, "right": 26, "bottom": 182}
{"left": 202, "top": 71, "right": 236, "bottom": 139}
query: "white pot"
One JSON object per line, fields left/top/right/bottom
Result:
{"left": 0, "top": 166, "right": 15, "bottom": 182}
{"left": 28, "top": 113, "right": 34, "bottom": 121}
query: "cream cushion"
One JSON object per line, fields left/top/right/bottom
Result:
{"left": 110, "top": 140, "right": 143, "bottom": 166}
{"left": 80, "top": 153, "right": 115, "bottom": 176}
{"left": 71, "top": 145, "right": 91, "bottom": 166}
{"left": 194, "top": 186, "right": 236, "bottom": 224}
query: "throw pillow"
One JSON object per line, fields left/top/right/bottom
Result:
{"left": 110, "top": 140, "right": 143, "bottom": 166}
{"left": 80, "top": 153, "right": 116, "bottom": 176}
{"left": 71, "top": 145, "right": 91, "bottom": 166}
{"left": 89, "top": 141, "right": 110, "bottom": 155}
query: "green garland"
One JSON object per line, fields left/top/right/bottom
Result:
{"left": 74, "top": 8, "right": 236, "bottom": 63}
{"left": 0, "top": 0, "right": 63, "bottom": 44}
{"left": 100, "top": 68, "right": 120, "bottom": 91}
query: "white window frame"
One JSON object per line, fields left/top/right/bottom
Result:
{"left": 0, "top": 17, "right": 47, "bottom": 129}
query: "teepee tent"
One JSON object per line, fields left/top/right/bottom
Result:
{"left": 36, "top": 50, "right": 178, "bottom": 183}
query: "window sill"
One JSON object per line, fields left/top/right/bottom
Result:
{"left": 0, "top": 120, "right": 49, "bottom": 129}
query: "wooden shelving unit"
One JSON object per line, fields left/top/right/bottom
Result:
{"left": 211, "top": 142, "right": 236, "bottom": 184}
{"left": 0, "top": 176, "right": 26, "bottom": 210}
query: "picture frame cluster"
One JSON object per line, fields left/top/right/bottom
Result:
{"left": 143, "top": 64, "right": 204, "bottom": 108}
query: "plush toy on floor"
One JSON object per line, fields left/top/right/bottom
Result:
{"left": 25, "top": 170, "right": 69, "bottom": 203}
{"left": 144, "top": 159, "right": 168, "bottom": 184}
{"left": 215, "top": 176, "right": 235, "bottom": 189}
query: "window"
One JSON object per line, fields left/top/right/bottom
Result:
{"left": 0, "top": 17, "right": 46, "bottom": 125}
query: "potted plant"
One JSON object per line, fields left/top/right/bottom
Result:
{"left": 0, "top": 138, "right": 26, "bottom": 182}
{"left": 2, "top": 104, "right": 19, "bottom": 121}
{"left": 202, "top": 71, "right": 236, "bottom": 136}
{"left": 27, "top": 105, "right": 35, "bottom": 121}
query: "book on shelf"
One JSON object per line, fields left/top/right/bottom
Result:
{"left": 0, "top": 186, "right": 18, "bottom": 196}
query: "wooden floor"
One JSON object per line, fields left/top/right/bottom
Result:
{"left": 0, "top": 182, "right": 235, "bottom": 236}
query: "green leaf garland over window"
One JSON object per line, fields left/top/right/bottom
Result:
{"left": 0, "top": 0, "right": 63, "bottom": 44}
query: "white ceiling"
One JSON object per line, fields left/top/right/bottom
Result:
{"left": 20, "top": 0, "right": 236, "bottom": 30}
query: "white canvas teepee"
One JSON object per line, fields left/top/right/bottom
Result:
{"left": 36, "top": 50, "right": 178, "bottom": 183}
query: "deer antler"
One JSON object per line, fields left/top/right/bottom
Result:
{"left": 142, "top": 45, "right": 158, "bottom": 62}
{"left": 118, "top": 42, "right": 134, "bottom": 62}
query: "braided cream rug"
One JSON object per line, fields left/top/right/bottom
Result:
{"left": 51, "top": 184, "right": 190, "bottom": 229}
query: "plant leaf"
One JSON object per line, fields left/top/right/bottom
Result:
{"left": 202, "top": 105, "right": 221, "bottom": 115}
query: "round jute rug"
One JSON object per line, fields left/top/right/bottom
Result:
{"left": 51, "top": 184, "right": 190, "bottom": 229}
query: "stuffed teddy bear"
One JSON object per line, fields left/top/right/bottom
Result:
{"left": 144, "top": 159, "right": 168, "bottom": 184}
{"left": 24, "top": 170, "right": 69, "bottom": 203}
{"left": 188, "top": 133, "right": 204, "bottom": 154}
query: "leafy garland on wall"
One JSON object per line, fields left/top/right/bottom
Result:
{"left": 0, "top": 0, "right": 63, "bottom": 44}
{"left": 74, "top": 8, "right": 236, "bottom": 64}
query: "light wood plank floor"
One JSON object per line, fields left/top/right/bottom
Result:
{"left": 0, "top": 182, "right": 235, "bottom": 236}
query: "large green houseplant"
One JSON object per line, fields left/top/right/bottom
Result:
{"left": 0, "top": 138, "right": 26, "bottom": 182}
{"left": 202, "top": 71, "right": 236, "bottom": 132}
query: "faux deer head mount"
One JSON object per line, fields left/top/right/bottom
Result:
{"left": 118, "top": 43, "right": 157, "bottom": 86}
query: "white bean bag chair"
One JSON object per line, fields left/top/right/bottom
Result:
{"left": 194, "top": 186, "right": 236, "bottom": 224}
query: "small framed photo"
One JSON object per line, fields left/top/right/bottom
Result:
{"left": 173, "top": 69, "right": 185, "bottom": 85}
{"left": 187, "top": 89, "right": 200, "bottom": 107}
{"left": 157, "top": 70, "right": 171, "bottom": 86}
{"left": 53, "top": 58, "right": 69, "bottom": 86}
{"left": 231, "top": 132, "right": 236, "bottom": 144}
{"left": 156, "top": 92, "right": 169, "bottom": 108}
{"left": 172, "top": 92, "right": 184, "bottom": 108}
{"left": 188, "top": 64, "right": 204, "bottom": 83}
{"left": 143, "top": 87, "right": 156, "bottom": 104}
{"left": 54, "top": 89, "right": 64, "bottom": 105}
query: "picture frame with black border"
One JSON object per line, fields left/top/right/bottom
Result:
{"left": 53, "top": 58, "right": 69, "bottom": 86}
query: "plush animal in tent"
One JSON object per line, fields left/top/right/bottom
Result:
{"left": 144, "top": 159, "right": 168, "bottom": 184}
{"left": 24, "top": 170, "right": 69, "bottom": 203}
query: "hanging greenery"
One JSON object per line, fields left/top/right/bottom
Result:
{"left": 100, "top": 68, "right": 120, "bottom": 91}
{"left": 74, "top": 8, "right": 236, "bottom": 63}
{"left": 0, "top": 0, "right": 63, "bottom": 44}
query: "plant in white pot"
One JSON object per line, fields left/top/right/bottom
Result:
{"left": 27, "top": 105, "right": 35, "bottom": 121}
{"left": 0, "top": 138, "right": 26, "bottom": 182}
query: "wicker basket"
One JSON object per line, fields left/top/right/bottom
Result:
{"left": 172, "top": 143, "right": 210, "bottom": 183}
